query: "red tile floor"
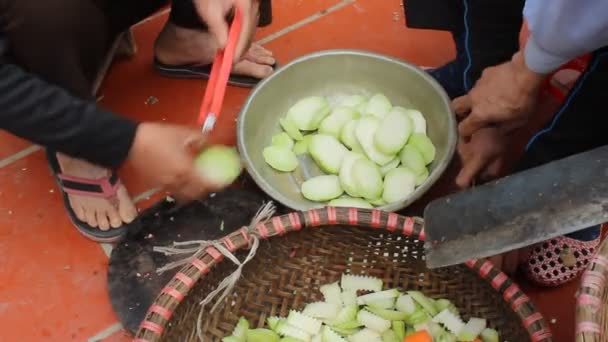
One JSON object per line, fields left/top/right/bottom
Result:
{"left": 0, "top": 1, "right": 579, "bottom": 341}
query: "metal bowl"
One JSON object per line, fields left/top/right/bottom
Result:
{"left": 237, "top": 50, "right": 456, "bottom": 212}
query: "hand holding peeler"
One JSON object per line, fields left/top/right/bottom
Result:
{"left": 197, "top": 5, "right": 244, "bottom": 134}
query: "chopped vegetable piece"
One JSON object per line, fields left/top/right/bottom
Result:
{"left": 278, "top": 323, "right": 311, "bottom": 341}
{"left": 338, "top": 95, "right": 367, "bottom": 110}
{"left": 408, "top": 134, "right": 436, "bottom": 165}
{"left": 286, "top": 96, "right": 331, "bottom": 131}
{"left": 382, "top": 168, "right": 416, "bottom": 204}
{"left": 322, "top": 326, "right": 348, "bottom": 342}
{"left": 433, "top": 309, "right": 465, "bottom": 335}
{"left": 357, "top": 310, "right": 391, "bottom": 333}
{"left": 374, "top": 107, "right": 413, "bottom": 155}
{"left": 309, "top": 134, "right": 349, "bottom": 174}
{"left": 408, "top": 291, "right": 438, "bottom": 316}
{"left": 457, "top": 318, "right": 486, "bottom": 341}
{"left": 339, "top": 152, "right": 365, "bottom": 197}
{"left": 246, "top": 328, "right": 280, "bottom": 342}
{"left": 333, "top": 320, "right": 363, "bottom": 330}
{"left": 380, "top": 158, "right": 400, "bottom": 176}
{"left": 320, "top": 282, "right": 343, "bottom": 306}
{"left": 369, "top": 198, "right": 387, "bottom": 206}
{"left": 399, "top": 145, "right": 427, "bottom": 176}
{"left": 272, "top": 132, "right": 295, "bottom": 149}
{"left": 268, "top": 317, "right": 285, "bottom": 332}
{"left": 479, "top": 328, "right": 499, "bottom": 342}
{"left": 381, "top": 330, "right": 399, "bottom": 342}
{"left": 329, "top": 197, "right": 373, "bottom": 209}
{"left": 222, "top": 336, "right": 242, "bottom": 342}
{"left": 365, "top": 307, "right": 409, "bottom": 321}
{"left": 287, "top": 311, "right": 323, "bottom": 335}
{"left": 357, "top": 289, "right": 400, "bottom": 305}
{"left": 352, "top": 159, "right": 383, "bottom": 200}
{"left": 434, "top": 299, "right": 453, "bottom": 314}
{"left": 311, "top": 335, "right": 322, "bottom": 342}
{"left": 319, "top": 107, "right": 359, "bottom": 138}
{"left": 293, "top": 140, "right": 309, "bottom": 155}
{"left": 303, "top": 302, "right": 341, "bottom": 320}
{"left": 341, "top": 274, "right": 383, "bottom": 292}
{"left": 264, "top": 146, "right": 299, "bottom": 172}
{"left": 366, "top": 298, "right": 396, "bottom": 310}
{"left": 232, "top": 317, "right": 250, "bottom": 340}
{"left": 405, "top": 310, "right": 432, "bottom": 326}
{"left": 280, "top": 117, "right": 304, "bottom": 141}
{"left": 281, "top": 338, "right": 306, "bottom": 342}
{"left": 392, "top": 321, "right": 406, "bottom": 341}
{"left": 301, "top": 175, "right": 343, "bottom": 202}
{"left": 356, "top": 117, "right": 396, "bottom": 166}
{"left": 404, "top": 330, "right": 433, "bottom": 342}
{"left": 396, "top": 294, "right": 417, "bottom": 315}
{"left": 364, "top": 93, "right": 392, "bottom": 118}
{"left": 341, "top": 290, "right": 358, "bottom": 306}
{"left": 329, "top": 305, "right": 360, "bottom": 326}
{"left": 415, "top": 168, "right": 429, "bottom": 186}
{"left": 341, "top": 120, "right": 364, "bottom": 153}
{"left": 405, "top": 109, "right": 427, "bottom": 134}
{"left": 331, "top": 326, "right": 360, "bottom": 336}
{"left": 348, "top": 328, "right": 382, "bottom": 342}
{"left": 195, "top": 145, "right": 243, "bottom": 187}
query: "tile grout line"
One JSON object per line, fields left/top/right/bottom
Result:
{"left": 257, "top": 0, "right": 356, "bottom": 45}
{"left": 87, "top": 322, "right": 124, "bottom": 342}
{"left": 0, "top": 145, "right": 41, "bottom": 169}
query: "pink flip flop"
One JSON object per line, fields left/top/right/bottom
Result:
{"left": 47, "top": 151, "right": 133, "bottom": 243}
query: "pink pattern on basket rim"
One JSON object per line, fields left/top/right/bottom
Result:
{"left": 525, "top": 234, "right": 600, "bottom": 287}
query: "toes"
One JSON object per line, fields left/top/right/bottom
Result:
{"left": 117, "top": 187, "right": 137, "bottom": 224}
{"left": 250, "top": 43, "right": 273, "bottom": 57}
{"left": 96, "top": 211, "right": 110, "bottom": 231}
{"left": 233, "top": 60, "right": 274, "bottom": 79}
{"left": 109, "top": 213, "right": 123, "bottom": 229}
{"left": 72, "top": 204, "right": 87, "bottom": 222}
{"left": 85, "top": 209, "right": 98, "bottom": 228}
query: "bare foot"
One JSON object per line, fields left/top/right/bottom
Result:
{"left": 56, "top": 153, "right": 137, "bottom": 230}
{"left": 155, "top": 22, "right": 276, "bottom": 79}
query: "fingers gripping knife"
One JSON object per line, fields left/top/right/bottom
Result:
{"left": 198, "top": 5, "right": 244, "bottom": 133}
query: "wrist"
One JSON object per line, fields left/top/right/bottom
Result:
{"left": 511, "top": 51, "right": 546, "bottom": 94}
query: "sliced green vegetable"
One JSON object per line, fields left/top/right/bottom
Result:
{"left": 368, "top": 198, "right": 387, "bottom": 207}
{"left": 366, "top": 298, "right": 396, "bottom": 310}
{"left": 408, "top": 133, "right": 436, "bottom": 165}
{"left": 365, "top": 307, "right": 409, "bottom": 321}
{"left": 267, "top": 317, "right": 286, "bottom": 332}
{"left": 432, "top": 309, "right": 465, "bottom": 335}
{"left": 337, "top": 95, "right": 367, "bottom": 111}
{"left": 272, "top": 132, "right": 295, "bottom": 149}
{"left": 399, "top": 145, "right": 427, "bottom": 176}
{"left": 382, "top": 167, "right": 416, "bottom": 204}
{"left": 277, "top": 324, "right": 311, "bottom": 341}
{"left": 352, "top": 159, "right": 383, "bottom": 200}
{"left": 328, "top": 197, "right": 373, "bottom": 209}
{"left": 246, "top": 328, "right": 280, "bottom": 342}
{"left": 333, "top": 319, "right": 363, "bottom": 330}
{"left": 341, "top": 274, "right": 383, "bottom": 292}
{"left": 349, "top": 328, "right": 382, "bottom": 342}
{"left": 222, "top": 336, "right": 242, "bottom": 342}
{"left": 379, "top": 158, "right": 400, "bottom": 176}
{"left": 309, "top": 134, "right": 348, "bottom": 174}
{"left": 405, "top": 309, "right": 431, "bottom": 326}
{"left": 408, "top": 291, "right": 438, "bottom": 316}
{"left": 281, "top": 338, "right": 307, "bottom": 342}
{"left": 339, "top": 152, "right": 365, "bottom": 197}
{"left": 231, "top": 317, "right": 250, "bottom": 340}
{"left": 293, "top": 140, "right": 309, "bottom": 155}
{"left": 480, "top": 328, "right": 499, "bottom": 342}
{"left": 381, "top": 330, "right": 399, "bottom": 342}
{"left": 263, "top": 146, "right": 299, "bottom": 172}
{"left": 328, "top": 305, "right": 359, "bottom": 326}
{"left": 395, "top": 294, "right": 417, "bottom": 315}
{"left": 280, "top": 117, "right": 304, "bottom": 141}
{"left": 320, "top": 282, "right": 343, "bottom": 306}
{"left": 286, "top": 96, "right": 331, "bottom": 131}
{"left": 405, "top": 109, "right": 427, "bottom": 134}
{"left": 195, "top": 145, "right": 243, "bottom": 186}
{"left": 357, "top": 310, "right": 391, "bottom": 333}
{"left": 392, "top": 321, "right": 406, "bottom": 341}
{"left": 301, "top": 175, "right": 343, "bottom": 202}
{"left": 319, "top": 107, "right": 359, "bottom": 138}
{"left": 364, "top": 93, "right": 392, "bottom": 118}
{"left": 357, "top": 289, "right": 400, "bottom": 305}
{"left": 374, "top": 107, "right": 413, "bottom": 155}
{"left": 322, "top": 326, "right": 347, "bottom": 342}
{"left": 341, "top": 290, "right": 358, "bottom": 306}
{"left": 355, "top": 117, "right": 396, "bottom": 166}
{"left": 457, "top": 318, "right": 486, "bottom": 341}
{"left": 415, "top": 168, "right": 429, "bottom": 186}
{"left": 287, "top": 311, "right": 323, "bottom": 335}
{"left": 340, "top": 120, "right": 364, "bottom": 152}
{"left": 303, "top": 302, "right": 341, "bottom": 320}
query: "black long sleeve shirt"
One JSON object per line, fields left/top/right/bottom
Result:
{"left": 0, "top": 35, "right": 138, "bottom": 169}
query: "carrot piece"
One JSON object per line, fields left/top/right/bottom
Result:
{"left": 403, "top": 330, "right": 433, "bottom": 342}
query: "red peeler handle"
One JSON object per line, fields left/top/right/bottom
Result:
{"left": 197, "top": 4, "right": 244, "bottom": 128}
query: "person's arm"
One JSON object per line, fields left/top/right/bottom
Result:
{"left": 523, "top": 0, "right": 608, "bottom": 74}
{"left": 0, "top": 62, "right": 137, "bottom": 169}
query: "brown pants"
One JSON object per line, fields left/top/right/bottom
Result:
{"left": 2, "top": 0, "right": 272, "bottom": 99}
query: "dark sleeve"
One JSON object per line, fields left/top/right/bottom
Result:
{"left": 0, "top": 62, "right": 138, "bottom": 169}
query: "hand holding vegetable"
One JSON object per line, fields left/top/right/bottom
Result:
{"left": 128, "top": 123, "right": 225, "bottom": 202}
{"left": 455, "top": 127, "right": 507, "bottom": 189}
{"left": 453, "top": 51, "right": 545, "bottom": 138}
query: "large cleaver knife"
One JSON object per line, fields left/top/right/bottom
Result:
{"left": 424, "top": 144, "right": 608, "bottom": 269}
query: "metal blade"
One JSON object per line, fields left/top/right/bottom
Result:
{"left": 424, "top": 145, "right": 608, "bottom": 269}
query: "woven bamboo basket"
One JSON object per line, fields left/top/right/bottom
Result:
{"left": 575, "top": 238, "right": 608, "bottom": 341}
{"left": 135, "top": 207, "right": 553, "bottom": 341}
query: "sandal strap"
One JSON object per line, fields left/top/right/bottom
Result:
{"left": 56, "top": 172, "right": 121, "bottom": 199}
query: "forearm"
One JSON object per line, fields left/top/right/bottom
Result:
{"left": 0, "top": 62, "right": 137, "bottom": 169}
{"left": 523, "top": 0, "right": 608, "bottom": 74}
